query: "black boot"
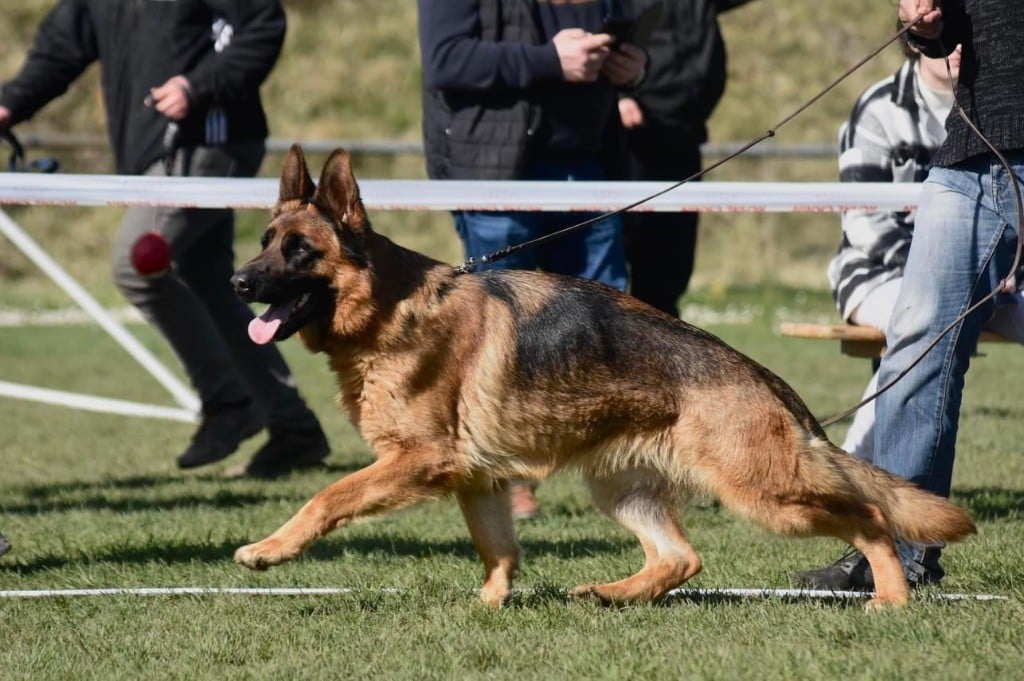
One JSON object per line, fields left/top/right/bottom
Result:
{"left": 176, "top": 399, "right": 262, "bottom": 469}
{"left": 229, "top": 420, "right": 329, "bottom": 479}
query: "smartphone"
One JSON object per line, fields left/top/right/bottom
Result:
{"left": 599, "top": 2, "right": 664, "bottom": 48}
{"left": 599, "top": 17, "right": 635, "bottom": 47}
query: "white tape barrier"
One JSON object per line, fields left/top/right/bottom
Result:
{"left": 0, "top": 176, "right": 917, "bottom": 423}
{"left": 0, "top": 174, "right": 922, "bottom": 213}
{"left": 0, "top": 209, "right": 200, "bottom": 419}
{"left": 0, "top": 586, "right": 1006, "bottom": 601}
{"left": 0, "top": 381, "right": 195, "bottom": 423}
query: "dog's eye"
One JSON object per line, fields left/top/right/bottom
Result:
{"left": 260, "top": 230, "right": 274, "bottom": 250}
{"left": 283, "top": 233, "right": 319, "bottom": 262}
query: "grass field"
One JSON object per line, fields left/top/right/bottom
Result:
{"left": 2, "top": 288, "right": 1023, "bottom": 680}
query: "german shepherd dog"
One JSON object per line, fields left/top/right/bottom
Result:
{"left": 231, "top": 145, "right": 975, "bottom": 608}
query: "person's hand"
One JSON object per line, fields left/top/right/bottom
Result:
{"left": 552, "top": 29, "right": 613, "bottom": 82}
{"left": 0, "top": 106, "right": 11, "bottom": 132}
{"left": 618, "top": 97, "right": 644, "bottom": 129}
{"left": 601, "top": 43, "right": 646, "bottom": 87}
{"left": 145, "top": 75, "right": 193, "bottom": 121}
{"left": 899, "top": 0, "right": 943, "bottom": 40}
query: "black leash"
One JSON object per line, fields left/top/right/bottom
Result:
{"left": 453, "top": 19, "right": 925, "bottom": 274}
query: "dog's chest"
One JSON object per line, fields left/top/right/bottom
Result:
{"left": 336, "top": 354, "right": 444, "bottom": 443}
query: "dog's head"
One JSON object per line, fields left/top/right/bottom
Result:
{"left": 232, "top": 144, "right": 374, "bottom": 348}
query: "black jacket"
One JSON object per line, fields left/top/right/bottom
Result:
{"left": 623, "top": 0, "right": 753, "bottom": 143}
{"left": 0, "top": 0, "right": 285, "bottom": 175}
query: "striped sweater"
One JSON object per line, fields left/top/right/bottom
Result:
{"left": 827, "top": 59, "right": 950, "bottom": 321}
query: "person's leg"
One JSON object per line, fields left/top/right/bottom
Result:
{"left": 531, "top": 159, "right": 628, "bottom": 291}
{"left": 874, "top": 161, "right": 1013, "bottom": 497}
{"left": 452, "top": 210, "right": 541, "bottom": 274}
{"left": 840, "top": 277, "right": 903, "bottom": 461}
{"left": 113, "top": 162, "right": 252, "bottom": 413}
{"left": 874, "top": 158, "right": 1018, "bottom": 581}
{"left": 622, "top": 128, "right": 702, "bottom": 316}
{"left": 794, "top": 158, "right": 1017, "bottom": 590}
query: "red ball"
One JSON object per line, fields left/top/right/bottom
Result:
{"left": 130, "top": 231, "right": 172, "bottom": 276}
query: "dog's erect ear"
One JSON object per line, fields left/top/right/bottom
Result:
{"left": 278, "top": 144, "right": 315, "bottom": 204}
{"left": 313, "top": 148, "right": 368, "bottom": 232}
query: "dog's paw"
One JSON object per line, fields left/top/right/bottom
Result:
{"left": 567, "top": 584, "right": 607, "bottom": 604}
{"left": 234, "top": 541, "right": 286, "bottom": 571}
{"left": 479, "top": 584, "right": 511, "bottom": 609}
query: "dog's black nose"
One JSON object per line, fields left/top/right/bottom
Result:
{"left": 231, "top": 271, "right": 252, "bottom": 296}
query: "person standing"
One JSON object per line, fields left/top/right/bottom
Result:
{"left": 616, "top": 0, "right": 756, "bottom": 317}
{"left": 417, "top": 0, "right": 646, "bottom": 518}
{"left": 0, "top": 1, "right": 329, "bottom": 478}
{"left": 795, "top": 0, "right": 1024, "bottom": 590}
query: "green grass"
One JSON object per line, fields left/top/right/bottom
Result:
{"left": 2, "top": 295, "right": 1023, "bottom": 679}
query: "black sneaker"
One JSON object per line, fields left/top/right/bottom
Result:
{"left": 176, "top": 400, "right": 262, "bottom": 469}
{"left": 791, "top": 549, "right": 875, "bottom": 591}
{"left": 791, "top": 546, "right": 944, "bottom": 591}
{"left": 227, "top": 422, "right": 330, "bottom": 479}
{"left": 0, "top": 533, "right": 10, "bottom": 557}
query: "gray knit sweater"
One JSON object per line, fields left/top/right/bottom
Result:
{"left": 914, "top": 0, "right": 1024, "bottom": 166}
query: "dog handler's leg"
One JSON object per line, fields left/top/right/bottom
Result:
{"left": 456, "top": 485, "right": 521, "bottom": 607}
{"left": 571, "top": 471, "right": 701, "bottom": 604}
{"left": 235, "top": 455, "right": 458, "bottom": 569}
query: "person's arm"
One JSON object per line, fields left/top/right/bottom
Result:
{"left": 0, "top": 0, "right": 97, "bottom": 126}
{"left": 182, "top": 0, "right": 287, "bottom": 108}
{"left": 837, "top": 103, "right": 911, "bottom": 267}
{"left": 417, "top": 0, "right": 564, "bottom": 91}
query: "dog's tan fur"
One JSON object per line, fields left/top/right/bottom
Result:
{"left": 232, "top": 146, "right": 975, "bottom": 608}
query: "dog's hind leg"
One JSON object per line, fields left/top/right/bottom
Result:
{"left": 717, "top": 483, "right": 910, "bottom": 608}
{"left": 457, "top": 485, "right": 520, "bottom": 608}
{"left": 570, "top": 470, "right": 701, "bottom": 605}
{"left": 234, "top": 453, "right": 458, "bottom": 570}
{"left": 801, "top": 504, "right": 909, "bottom": 609}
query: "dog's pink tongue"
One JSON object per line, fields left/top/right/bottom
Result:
{"left": 248, "top": 304, "right": 290, "bottom": 345}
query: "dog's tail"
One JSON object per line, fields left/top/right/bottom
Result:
{"left": 827, "top": 443, "right": 976, "bottom": 544}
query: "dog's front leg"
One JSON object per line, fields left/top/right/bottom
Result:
{"left": 235, "top": 454, "right": 458, "bottom": 570}
{"left": 457, "top": 486, "right": 521, "bottom": 607}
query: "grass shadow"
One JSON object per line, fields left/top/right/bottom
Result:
{"left": 0, "top": 490, "right": 305, "bottom": 516}
{"left": 0, "top": 533, "right": 629, "bottom": 576}
{"left": 952, "top": 487, "right": 1024, "bottom": 521}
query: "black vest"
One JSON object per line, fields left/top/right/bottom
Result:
{"left": 421, "top": 0, "right": 544, "bottom": 180}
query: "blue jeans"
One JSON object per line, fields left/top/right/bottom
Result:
{"left": 452, "top": 159, "right": 628, "bottom": 291}
{"left": 873, "top": 154, "right": 1021, "bottom": 567}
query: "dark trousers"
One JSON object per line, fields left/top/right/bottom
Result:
{"left": 620, "top": 125, "right": 702, "bottom": 317}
